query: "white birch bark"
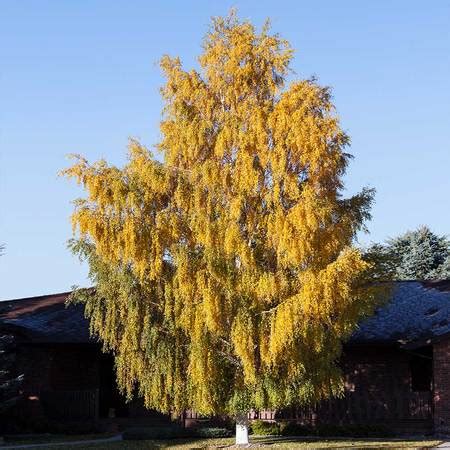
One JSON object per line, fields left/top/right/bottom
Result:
{"left": 235, "top": 413, "right": 249, "bottom": 445}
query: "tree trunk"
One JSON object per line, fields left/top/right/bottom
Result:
{"left": 235, "top": 413, "right": 249, "bottom": 445}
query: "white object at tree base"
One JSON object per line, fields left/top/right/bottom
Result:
{"left": 235, "top": 413, "right": 249, "bottom": 445}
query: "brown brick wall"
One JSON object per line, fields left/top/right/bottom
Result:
{"left": 17, "top": 344, "right": 100, "bottom": 395}
{"left": 12, "top": 344, "right": 101, "bottom": 426}
{"left": 434, "top": 337, "right": 450, "bottom": 433}
{"left": 17, "top": 345, "right": 53, "bottom": 396}
{"left": 10, "top": 340, "right": 438, "bottom": 432}
{"left": 294, "top": 346, "right": 432, "bottom": 432}
{"left": 335, "top": 346, "right": 431, "bottom": 432}
{"left": 48, "top": 346, "right": 100, "bottom": 390}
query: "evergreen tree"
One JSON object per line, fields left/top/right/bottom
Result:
{"left": 0, "top": 332, "right": 23, "bottom": 416}
{"left": 64, "top": 12, "right": 379, "bottom": 444}
{"left": 365, "top": 226, "right": 450, "bottom": 280}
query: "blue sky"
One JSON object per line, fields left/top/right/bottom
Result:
{"left": 1, "top": 1, "right": 449, "bottom": 300}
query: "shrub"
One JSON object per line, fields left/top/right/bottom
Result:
{"left": 279, "top": 421, "right": 313, "bottom": 436}
{"left": 250, "top": 420, "right": 280, "bottom": 436}
{"left": 193, "top": 427, "right": 232, "bottom": 438}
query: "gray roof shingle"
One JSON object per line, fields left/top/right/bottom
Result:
{"left": 351, "top": 281, "right": 450, "bottom": 345}
{"left": 0, "top": 292, "right": 91, "bottom": 344}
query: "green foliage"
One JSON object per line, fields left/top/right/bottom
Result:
{"left": 365, "top": 226, "right": 450, "bottom": 281}
{"left": 278, "top": 421, "right": 312, "bottom": 436}
{"left": 194, "top": 427, "right": 233, "bottom": 438}
{"left": 250, "top": 420, "right": 281, "bottom": 436}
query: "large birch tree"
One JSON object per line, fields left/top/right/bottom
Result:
{"left": 64, "top": 12, "right": 378, "bottom": 444}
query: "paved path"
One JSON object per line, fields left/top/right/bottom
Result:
{"left": 0, "top": 434, "right": 122, "bottom": 449}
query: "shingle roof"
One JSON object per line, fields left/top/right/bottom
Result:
{"left": 351, "top": 280, "right": 450, "bottom": 346}
{"left": 1, "top": 281, "right": 450, "bottom": 347}
{"left": 0, "top": 292, "right": 92, "bottom": 344}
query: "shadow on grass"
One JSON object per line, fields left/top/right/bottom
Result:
{"left": 230, "top": 436, "right": 439, "bottom": 450}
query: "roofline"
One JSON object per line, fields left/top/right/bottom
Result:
{"left": 1, "top": 290, "right": 80, "bottom": 303}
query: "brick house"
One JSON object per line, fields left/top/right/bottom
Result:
{"left": 1, "top": 280, "right": 450, "bottom": 434}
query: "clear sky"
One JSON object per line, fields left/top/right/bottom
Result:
{"left": 1, "top": 1, "right": 449, "bottom": 300}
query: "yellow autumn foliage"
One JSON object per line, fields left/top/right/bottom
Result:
{"left": 63, "top": 12, "right": 379, "bottom": 415}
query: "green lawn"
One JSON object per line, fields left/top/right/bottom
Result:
{"left": 11, "top": 436, "right": 442, "bottom": 449}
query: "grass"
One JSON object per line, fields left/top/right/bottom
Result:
{"left": 8, "top": 436, "right": 442, "bottom": 449}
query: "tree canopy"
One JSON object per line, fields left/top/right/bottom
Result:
{"left": 64, "top": 12, "right": 379, "bottom": 417}
{"left": 364, "top": 226, "right": 450, "bottom": 281}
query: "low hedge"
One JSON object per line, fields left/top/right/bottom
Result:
{"left": 194, "top": 427, "right": 232, "bottom": 438}
{"left": 250, "top": 420, "right": 392, "bottom": 437}
{"left": 250, "top": 420, "right": 281, "bottom": 436}
{"left": 279, "top": 421, "right": 313, "bottom": 436}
